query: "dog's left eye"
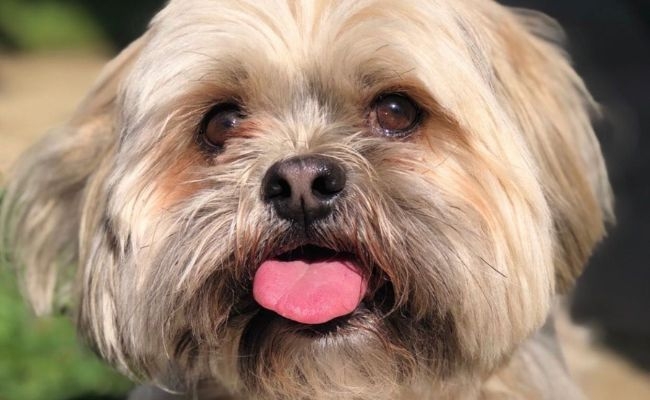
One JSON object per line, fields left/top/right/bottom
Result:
{"left": 199, "top": 103, "right": 246, "bottom": 150}
{"left": 371, "top": 93, "right": 421, "bottom": 137}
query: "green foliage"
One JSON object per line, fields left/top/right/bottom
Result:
{"left": 0, "top": 0, "right": 106, "bottom": 50}
{"left": 0, "top": 248, "right": 132, "bottom": 399}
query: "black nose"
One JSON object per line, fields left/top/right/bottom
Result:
{"left": 262, "top": 155, "right": 347, "bottom": 225}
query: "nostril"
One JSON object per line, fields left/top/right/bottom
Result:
{"left": 312, "top": 171, "right": 345, "bottom": 199}
{"left": 266, "top": 176, "right": 291, "bottom": 200}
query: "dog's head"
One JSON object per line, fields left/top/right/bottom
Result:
{"left": 2, "top": 1, "right": 612, "bottom": 399}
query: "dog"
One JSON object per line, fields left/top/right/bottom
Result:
{"left": 1, "top": 1, "right": 613, "bottom": 399}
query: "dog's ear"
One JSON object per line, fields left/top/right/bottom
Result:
{"left": 490, "top": 9, "right": 614, "bottom": 292}
{"left": 1, "top": 37, "right": 146, "bottom": 315}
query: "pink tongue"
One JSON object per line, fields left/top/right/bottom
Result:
{"left": 253, "top": 259, "right": 366, "bottom": 324}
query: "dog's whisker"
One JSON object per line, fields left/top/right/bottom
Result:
{"left": 479, "top": 256, "right": 508, "bottom": 279}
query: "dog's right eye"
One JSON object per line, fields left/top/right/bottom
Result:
{"left": 370, "top": 93, "right": 421, "bottom": 138}
{"left": 199, "top": 103, "right": 246, "bottom": 151}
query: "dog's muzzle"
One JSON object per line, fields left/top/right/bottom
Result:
{"left": 254, "top": 155, "right": 366, "bottom": 325}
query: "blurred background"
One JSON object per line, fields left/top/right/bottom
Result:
{"left": 0, "top": 0, "right": 648, "bottom": 399}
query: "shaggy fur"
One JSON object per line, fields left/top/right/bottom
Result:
{"left": 1, "top": 1, "right": 612, "bottom": 399}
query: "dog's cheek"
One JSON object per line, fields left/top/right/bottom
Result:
{"left": 485, "top": 7, "right": 613, "bottom": 291}
{"left": 76, "top": 138, "right": 204, "bottom": 362}
{"left": 461, "top": 176, "right": 554, "bottom": 368}
{"left": 153, "top": 148, "right": 209, "bottom": 212}
{"left": 410, "top": 129, "right": 555, "bottom": 369}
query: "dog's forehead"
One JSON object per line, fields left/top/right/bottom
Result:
{"left": 122, "top": 0, "right": 495, "bottom": 127}
{"left": 142, "top": 1, "right": 430, "bottom": 85}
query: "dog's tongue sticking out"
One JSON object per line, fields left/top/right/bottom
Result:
{"left": 253, "top": 259, "right": 366, "bottom": 325}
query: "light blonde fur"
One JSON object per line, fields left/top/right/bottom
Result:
{"left": 1, "top": 1, "right": 612, "bottom": 399}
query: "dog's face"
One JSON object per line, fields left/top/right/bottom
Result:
{"left": 2, "top": 1, "right": 612, "bottom": 399}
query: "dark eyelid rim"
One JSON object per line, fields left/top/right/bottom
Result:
{"left": 201, "top": 102, "right": 245, "bottom": 126}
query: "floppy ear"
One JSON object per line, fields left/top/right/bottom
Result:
{"left": 491, "top": 9, "right": 614, "bottom": 292}
{"left": 1, "top": 37, "right": 146, "bottom": 315}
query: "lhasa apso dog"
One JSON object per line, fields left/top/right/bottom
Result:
{"left": 1, "top": 1, "right": 613, "bottom": 399}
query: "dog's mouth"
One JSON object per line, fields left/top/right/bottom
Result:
{"left": 252, "top": 244, "right": 368, "bottom": 325}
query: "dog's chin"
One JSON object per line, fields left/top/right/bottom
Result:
{"left": 228, "top": 294, "right": 457, "bottom": 400}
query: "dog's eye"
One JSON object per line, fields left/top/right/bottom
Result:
{"left": 200, "top": 103, "right": 246, "bottom": 150}
{"left": 372, "top": 94, "right": 421, "bottom": 137}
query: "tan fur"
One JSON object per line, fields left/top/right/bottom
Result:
{"left": 1, "top": 1, "right": 612, "bottom": 399}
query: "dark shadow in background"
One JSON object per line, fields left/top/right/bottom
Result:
{"left": 0, "top": 26, "right": 19, "bottom": 51}
{"left": 0, "top": 0, "right": 160, "bottom": 51}
{"left": 63, "top": 0, "right": 650, "bottom": 373}
{"left": 75, "top": 0, "right": 163, "bottom": 48}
